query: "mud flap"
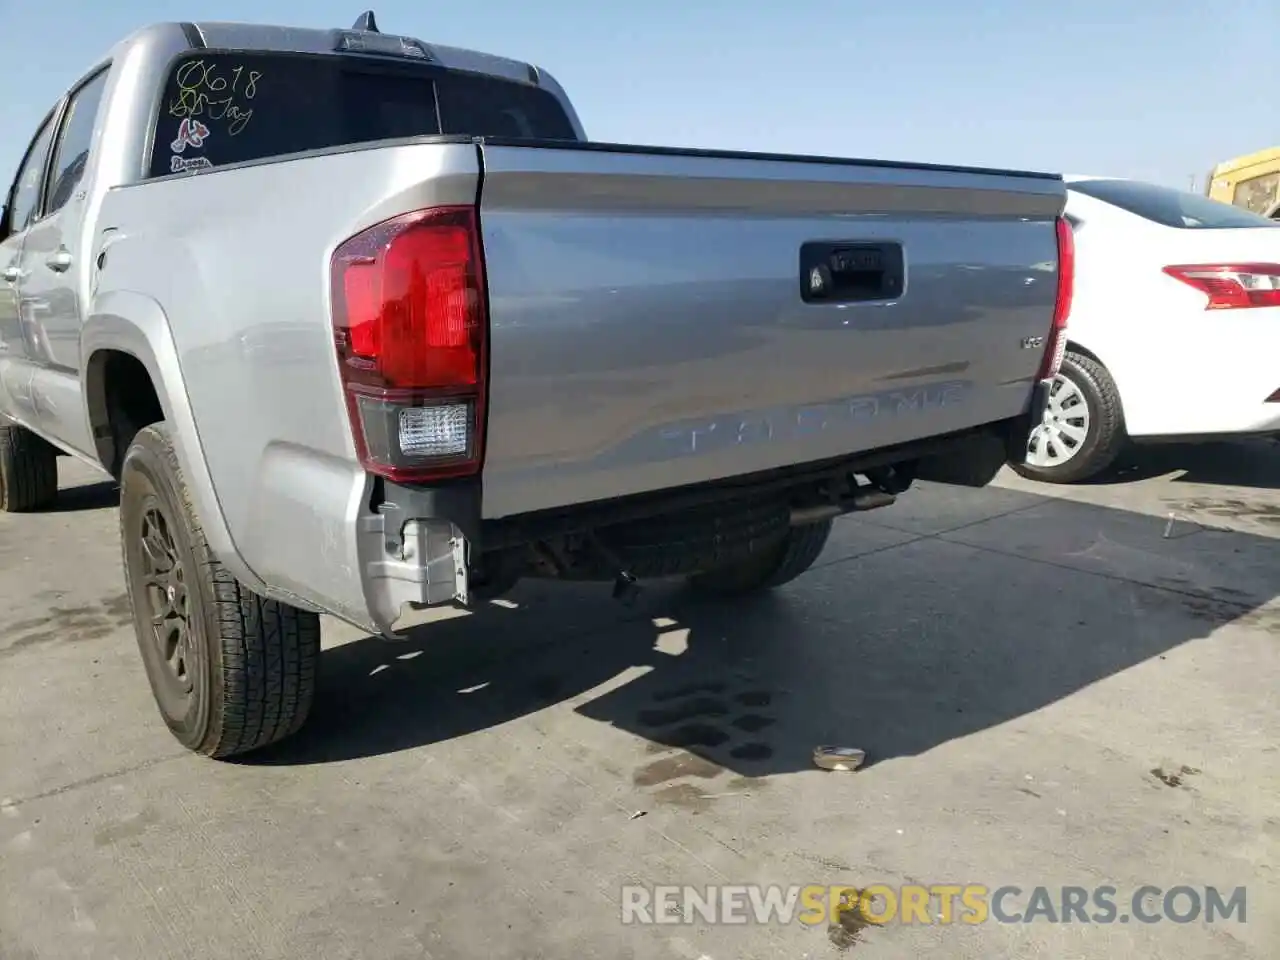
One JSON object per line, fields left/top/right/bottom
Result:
{"left": 913, "top": 432, "right": 1008, "bottom": 488}
{"left": 914, "top": 380, "right": 1052, "bottom": 488}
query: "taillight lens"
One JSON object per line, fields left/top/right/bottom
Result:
{"left": 1039, "top": 215, "right": 1074, "bottom": 379}
{"left": 331, "top": 206, "right": 487, "bottom": 482}
{"left": 1162, "top": 263, "right": 1280, "bottom": 310}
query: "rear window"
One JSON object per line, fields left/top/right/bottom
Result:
{"left": 150, "top": 51, "right": 576, "bottom": 178}
{"left": 436, "top": 68, "right": 577, "bottom": 141}
{"left": 1071, "top": 178, "right": 1278, "bottom": 230}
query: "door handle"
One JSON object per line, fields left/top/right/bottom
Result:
{"left": 1, "top": 265, "right": 19, "bottom": 283}
{"left": 45, "top": 248, "right": 73, "bottom": 273}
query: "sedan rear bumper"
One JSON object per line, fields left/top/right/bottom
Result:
{"left": 1128, "top": 394, "right": 1280, "bottom": 440}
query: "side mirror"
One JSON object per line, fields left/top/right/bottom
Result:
{"left": 0, "top": 204, "right": 10, "bottom": 242}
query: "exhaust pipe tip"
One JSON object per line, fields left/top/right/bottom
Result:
{"left": 790, "top": 488, "right": 896, "bottom": 526}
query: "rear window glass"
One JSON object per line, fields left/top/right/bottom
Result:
{"left": 1071, "top": 178, "right": 1279, "bottom": 230}
{"left": 150, "top": 51, "right": 576, "bottom": 178}
{"left": 437, "top": 71, "right": 576, "bottom": 140}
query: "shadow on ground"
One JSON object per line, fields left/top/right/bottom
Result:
{"left": 247, "top": 484, "right": 1280, "bottom": 778}
{"left": 48, "top": 479, "right": 119, "bottom": 513}
{"left": 1082, "top": 438, "right": 1279, "bottom": 490}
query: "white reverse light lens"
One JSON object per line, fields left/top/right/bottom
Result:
{"left": 1237, "top": 271, "right": 1280, "bottom": 292}
{"left": 398, "top": 403, "right": 470, "bottom": 458}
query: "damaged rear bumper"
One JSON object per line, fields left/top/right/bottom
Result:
{"left": 356, "top": 413, "right": 1047, "bottom": 635}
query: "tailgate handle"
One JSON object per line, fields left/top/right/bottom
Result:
{"left": 800, "top": 241, "right": 904, "bottom": 304}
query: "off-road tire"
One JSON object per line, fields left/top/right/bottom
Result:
{"left": 119, "top": 422, "right": 321, "bottom": 759}
{"left": 1013, "top": 350, "right": 1126, "bottom": 484}
{"left": 687, "top": 518, "right": 833, "bottom": 597}
{"left": 0, "top": 423, "right": 58, "bottom": 512}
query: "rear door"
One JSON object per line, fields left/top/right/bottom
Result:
{"left": 18, "top": 65, "right": 110, "bottom": 456}
{"left": 0, "top": 108, "right": 59, "bottom": 427}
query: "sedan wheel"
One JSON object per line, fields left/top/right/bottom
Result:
{"left": 1026, "top": 374, "right": 1091, "bottom": 468}
{"left": 1012, "top": 349, "right": 1127, "bottom": 485}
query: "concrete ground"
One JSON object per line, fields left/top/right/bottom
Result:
{"left": 1, "top": 442, "right": 1277, "bottom": 959}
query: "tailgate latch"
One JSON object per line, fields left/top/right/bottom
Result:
{"left": 800, "top": 241, "right": 904, "bottom": 304}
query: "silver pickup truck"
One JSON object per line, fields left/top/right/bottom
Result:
{"left": 0, "top": 12, "right": 1071, "bottom": 758}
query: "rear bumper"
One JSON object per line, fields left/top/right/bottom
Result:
{"left": 1116, "top": 309, "right": 1280, "bottom": 439}
{"left": 1128, "top": 398, "right": 1280, "bottom": 440}
{"left": 357, "top": 416, "right": 1035, "bottom": 633}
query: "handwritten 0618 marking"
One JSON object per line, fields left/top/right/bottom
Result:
{"left": 167, "top": 59, "right": 261, "bottom": 136}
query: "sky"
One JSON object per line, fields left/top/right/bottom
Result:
{"left": 0, "top": 0, "right": 1275, "bottom": 192}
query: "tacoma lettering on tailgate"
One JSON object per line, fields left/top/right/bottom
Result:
{"left": 657, "top": 380, "right": 973, "bottom": 457}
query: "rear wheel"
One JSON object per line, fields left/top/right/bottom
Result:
{"left": 1013, "top": 350, "right": 1126, "bottom": 484}
{"left": 0, "top": 422, "right": 58, "bottom": 512}
{"left": 119, "top": 422, "right": 320, "bottom": 758}
{"left": 687, "top": 519, "right": 833, "bottom": 597}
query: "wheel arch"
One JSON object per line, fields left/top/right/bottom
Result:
{"left": 1012, "top": 342, "right": 1128, "bottom": 483}
{"left": 1063, "top": 337, "right": 1128, "bottom": 422}
{"left": 83, "top": 347, "right": 162, "bottom": 477}
{"left": 1064, "top": 338, "right": 1103, "bottom": 365}
{"left": 81, "top": 292, "right": 269, "bottom": 594}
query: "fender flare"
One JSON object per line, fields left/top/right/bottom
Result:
{"left": 81, "top": 290, "right": 269, "bottom": 594}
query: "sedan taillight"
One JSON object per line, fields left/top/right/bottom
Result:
{"left": 1162, "top": 263, "right": 1280, "bottom": 310}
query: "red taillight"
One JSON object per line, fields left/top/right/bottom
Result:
{"left": 1038, "top": 215, "right": 1074, "bottom": 379}
{"left": 331, "top": 206, "right": 487, "bottom": 482}
{"left": 1162, "top": 263, "right": 1280, "bottom": 310}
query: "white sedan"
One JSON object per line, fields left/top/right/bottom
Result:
{"left": 1014, "top": 176, "right": 1280, "bottom": 483}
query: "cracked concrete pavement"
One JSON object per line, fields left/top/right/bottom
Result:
{"left": 1, "top": 442, "right": 1277, "bottom": 959}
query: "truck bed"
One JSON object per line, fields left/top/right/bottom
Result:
{"left": 474, "top": 138, "right": 1064, "bottom": 517}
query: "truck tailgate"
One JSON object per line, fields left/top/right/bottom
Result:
{"left": 476, "top": 142, "right": 1065, "bottom": 519}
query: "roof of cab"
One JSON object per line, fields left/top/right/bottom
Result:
{"left": 109, "top": 15, "right": 542, "bottom": 90}
{"left": 192, "top": 18, "right": 540, "bottom": 86}
{"left": 94, "top": 14, "right": 585, "bottom": 141}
